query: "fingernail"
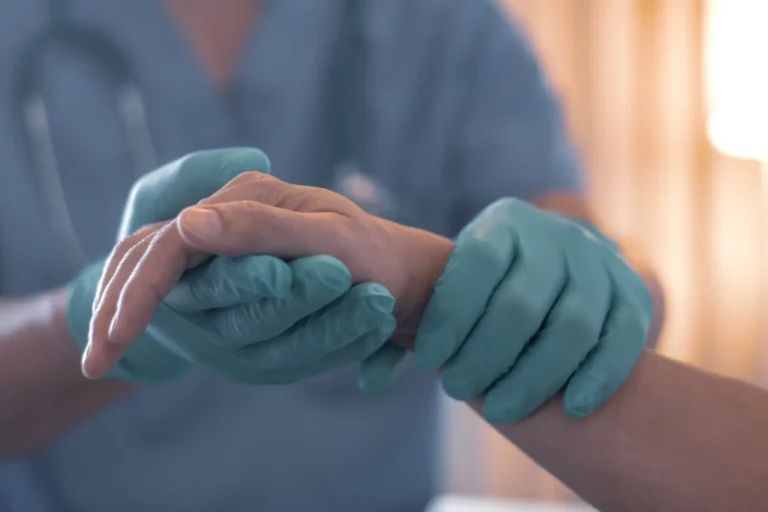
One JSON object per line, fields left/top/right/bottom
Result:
{"left": 181, "top": 207, "right": 222, "bottom": 241}
{"left": 368, "top": 292, "right": 395, "bottom": 312}
{"left": 81, "top": 342, "right": 99, "bottom": 379}
{"left": 107, "top": 315, "right": 121, "bottom": 345}
{"left": 442, "top": 377, "right": 477, "bottom": 401}
{"left": 483, "top": 394, "right": 528, "bottom": 424}
{"left": 565, "top": 374, "right": 606, "bottom": 417}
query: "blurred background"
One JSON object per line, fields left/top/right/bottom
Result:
{"left": 442, "top": 0, "right": 768, "bottom": 502}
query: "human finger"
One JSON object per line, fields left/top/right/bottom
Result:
{"left": 195, "top": 256, "right": 353, "bottom": 348}
{"left": 230, "top": 321, "right": 396, "bottom": 385}
{"left": 92, "top": 222, "right": 165, "bottom": 311}
{"left": 176, "top": 201, "right": 350, "bottom": 261}
{"left": 414, "top": 202, "right": 517, "bottom": 371}
{"left": 83, "top": 233, "right": 158, "bottom": 379}
{"left": 481, "top": 235, "right": 611, "bottom": 423}
{"left": 106, "top": 222, "right": 209, "bottom": 350}
{"left": 164, "top": 255, "right": 293, "bottom": 311}
{"left": 118, "top": 148, "right": 272, "bottom": 238}
{"left": 164, "top": 283, "right": 394, "bottom": 375}
{"left": 563, "top": 284, "right": 649, "bottom": 417}
{"left": 440, "top": 228, "right": 567, "bottom": 401}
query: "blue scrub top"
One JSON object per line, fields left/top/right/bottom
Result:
{"left": 0, "top": 1, "right": 585, "bottom": 511}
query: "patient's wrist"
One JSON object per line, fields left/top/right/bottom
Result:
{"left": 373, "top": 218, "right": 454, "bottom": 349}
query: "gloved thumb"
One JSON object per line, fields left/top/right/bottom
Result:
{"left": 119, "top": 148, "right": 271, "bottom": 239}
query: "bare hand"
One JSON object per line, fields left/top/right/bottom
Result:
{"left": 85, "top": 172, "right": 453, "bottom": 378}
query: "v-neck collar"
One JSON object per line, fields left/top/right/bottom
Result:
{"left": 148, "top": 0, "right": 272, "bottom": 103}
{"left": 152, "top": 0, "right": 271, "bottom": 98}
{"left": 71, "top": 0, "right": 345, "bottom": 161}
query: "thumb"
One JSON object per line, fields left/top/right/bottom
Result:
{"left": 177, "top": 201, "right": 351, "bottom": 261}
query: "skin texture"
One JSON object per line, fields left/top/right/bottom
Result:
{"left": 85, "top": 172, "right": 454, "bottom": 377}
{"left": 0, "top": 187, "right": 659, "bottom": 459}
{"left": 83, "top": 173, "right": 661, "bottom": 382}
{"left": 1, "top": 7, "right": 671, "bottom": 507}
{"left": 471, "top": 351, "right": 768, "bottom": 511}
{"left": 81, "top": 174, "right": 768, "bottom": 511}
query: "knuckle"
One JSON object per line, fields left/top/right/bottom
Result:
{"left": 258, "top": 180, "right": 296, "bottom": 208}
{"left": 126, "top": 222, "right": 165, "bottom": 242}
{"left": 113, "top": 233, "right": 149, "bottom": 264}
{"left": 628, "top": 274, "right": 654, "bottom": 314}
{"left": 145, "top": 223, "right": 177, "bottom": 251}
{"left": 229, "top": 170, "right": 275, "bottom": 187}
{"left": 561, "top": 221, "right": 589, "bottom": 244}
{"left": 611, "top": 305, "right": 650, "bottom": 344}
{"left": 126, "top": 173, "right": 153, "bottom": 201}
{"left": 498, "top": 288, "right": 541, "bottom": 331}
{"left": 498, "top": 197, "right": 526, "bottom": 216}
{"left": 462, "top": 237, "right": 509, "bottom": 271}
{"left": 556, "top": 298, "right": 602, "bottom": 341}
{"left": 610, "top": 262, "right": 653, "bottom": 316}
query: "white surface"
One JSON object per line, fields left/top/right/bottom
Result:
{"left": 426, "top": 495, "right": 596, "bottom": 512}
{"left": 706, "top": 0, "right": 768, "bottom": 160}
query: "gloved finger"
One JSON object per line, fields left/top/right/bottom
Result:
{"left": 481, "top": 235, "right": 612, "bottom": 423}
{"left": 107, "top": 222, "right": 210, "bottom": 350}
{"left": 574, "top": 219, "right": 653, "bottom": 314}
{"left": 564, "top": 289, "right": 650, "bottom": 418}
{"left": 107, "top": 331, "right": 191, "bottom": 383}
{"left": 164, "top": 255, "right": 292, "bottom": 311}
{"left": 205, "top": 256, "right": 353, "bottom": 346}
{"left": 176, "top": 201, "right": 350, "bottom": 263}
{"left": 608, "top": 248, "right": 654, "bottom": 314}
{"left": 440, "top": 226, "right": 568, "bottom": 401}
{"left": 231, "top": 282, "right": 393, "bottom": 370}
{"left": 83, "top": 232, "right": 155, "bottom": 379}
{"left": 119, "top": 148, "right": 271, "bottom": 238}
{"left": 176, "top": 282, "right": 394, "bottom": 371}
{"left": 413, "top": 208, "right": 516, "bottom": 371}
{"left": 223, "top": 320, "right": 396, "bottom": 385}
{"left": 358, "top": 343, "right": 409, "bottom": 393}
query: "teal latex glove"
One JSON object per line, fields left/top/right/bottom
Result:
{"left": 69, "top": 255, "right": 395, "bottom": 383}
{"left": 68, "top": 148, "right": 395, "bottom": 382}
{"left": 360, "top": 198, "right": 652, "bottom": 421}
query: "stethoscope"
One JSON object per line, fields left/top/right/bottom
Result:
{"left": 13, "top": 0, "right": 393, "bottom": 274}
{"left": 13, "top": 0, "right": 157, "bottom": 271}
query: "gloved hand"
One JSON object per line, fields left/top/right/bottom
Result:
{"left": 69, "top": 148, "right": 396, "bottom": 383}
{"left": 361, "top": 199, "right": 653, "bottom": 420}
{"left": 83, "top": 168, "right": 451, "bottom": 383}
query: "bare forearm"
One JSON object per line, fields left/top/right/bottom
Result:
{"left": 0, "top": 290, "right": 134, "bottom": 458}
{"left": 471, "top": 350, "right": 768, "bottom": 511}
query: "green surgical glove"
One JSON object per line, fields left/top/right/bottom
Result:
{"left": 67, "top": 148, "right": 396, "bottom": 383}
{"left": 360, "top": 198, "right": 652, "bottom": 421}
{"left": 68, "top": 254, "right": 395, "bottom": 383}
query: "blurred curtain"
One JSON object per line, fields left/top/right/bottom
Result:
{"left": 443, "top": 0, "right": 767, "bottom": 501}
